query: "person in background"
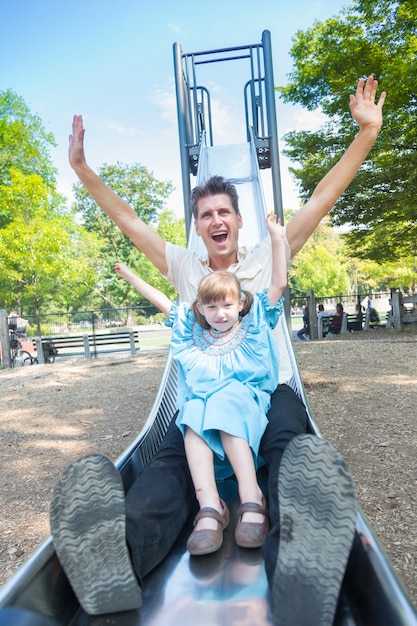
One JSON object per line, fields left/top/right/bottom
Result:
{"left": 296, "top": 303, "right": 310, "bottom": 340}
{"left": 317, "top": 303, "right": 332, "bottom": 336}
{"left": 328, "top": 302, "right": 345, "bottom": 335}
{"left": 8, "top": 311, "right": 18, "bottom": 331}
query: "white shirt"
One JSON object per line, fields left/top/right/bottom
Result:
{"left": 164, "top": 234, "right": 294, "bottom": 385}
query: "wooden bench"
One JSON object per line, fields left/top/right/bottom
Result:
{"left": 363, "top": 309, "right": 389, "bottom": 330}
{"left": 32, "top": 329, "right": 139, "bottom": 363}
{"left": 318, "top": 312, "right": 368, "bottom": 338}
{"left": 317, "top": 313, "right": 348, "bottom": 338}
{"left": 346, "top": 313, "right": 363, "bottom": 332}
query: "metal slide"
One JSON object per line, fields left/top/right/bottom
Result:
{"left": 1, "top": 31, "right": 417, "bottom": 626}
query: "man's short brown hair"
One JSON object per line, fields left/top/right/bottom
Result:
{"left": 191, "top": 176, "right": 239, "bottom": 218}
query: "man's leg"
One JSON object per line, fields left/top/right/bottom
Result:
{"left": 125, "top": 418, "right": 195, "bottom": 581}
{"left": 259, "top": 384, "right": 308, "bottom": 581}
{"left": 260, "top": 385, "right": 357, "bottom": 626}
{"left": 50, "top": 454, "right": 142, "bottom": 615}
{"left": 50, "top": 419, "right": 194, "bottom": 615}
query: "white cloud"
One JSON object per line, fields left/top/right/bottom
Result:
{"left": 288, "top": 106, "right": 328, "bottom": 133}
{"left": 168, "top": 23, "right": 182, "bottom": 35}
{"left": 102, "top": 120, "right": 141, "bottom": 136}
{"left": 210, "top": 97, "right": 241, "bottom": 144}
{"left": 152, "top": 79, "right": 177, "bottom": 125}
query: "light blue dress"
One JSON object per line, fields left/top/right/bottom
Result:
{"left": 166, "top": 290, "right": 284, "bottom": 479}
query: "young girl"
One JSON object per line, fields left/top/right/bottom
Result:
{"left": 115, "top": 213, "right": 286, "bottom": 556}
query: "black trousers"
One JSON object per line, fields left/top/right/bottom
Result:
{"left": 125, "top": 383, "right": 308, "bottom": 586}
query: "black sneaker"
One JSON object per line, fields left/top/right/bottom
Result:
{"left": 272, "top": 434, "right": 357, "bottom": 626}
{"left": 50, "top": 454, "right": 142, "bottom": 615}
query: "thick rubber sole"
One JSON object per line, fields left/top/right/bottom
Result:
{"left": 272, "top": 434, "right": 357, "bottom": 626}
{"left": 50, "top": 454, "right": 142, "bottom": 615}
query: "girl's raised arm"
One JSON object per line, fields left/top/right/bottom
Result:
{"left": 114, "top": 263, "right": 172, "bottom": 317}
{"left": 266, "top": 214, "right": 287, "bottom": 306}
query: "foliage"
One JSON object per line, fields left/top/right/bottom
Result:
{"left": 287, "top": 209, "right": 414, "bottom": 298}
{"left": 288, "top": 214, "right": 349, "bottom": 298}
{"left": 0, "top": 169, "right": 101, "bottom": 315}
{"left": 278, "top": 0, "right": 417, "bottom": 270}
{"left": 0, "top": 90, "right": 181, "bottom": 314}
{"left": 0, "top": 90, "right": 104, "bottom": 314}
{"left": 105, "top": 209, "right": 186, "bottom": 309}
{"left": 73, "top": 162, "right": 173, "bottom": 236}
{"left": 73, "top": 163, "right": 180, "bottom": 308}
{"left": 0, "top": 90, "right": 57, "bottom": 206}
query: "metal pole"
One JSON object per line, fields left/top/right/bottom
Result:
{"left": 262, "top": 30, "right": 291, "bottom": 325}
{"left": 0, "top": 309, "right": 12, "bottom": 368}
{"left": 262, "top": 30, "right": 284, "bottom": 225}
{"left": 173, "top": 41, "right": 192, "bottom": 239}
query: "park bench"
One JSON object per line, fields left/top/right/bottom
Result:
{"left": 318, "top": 310, "right": 389, "bottom": 335}
{"left": 363, "top": 309, "right": 390, "bottom": 330}
{"left": 318, "top": 312, "right": 373, "bottom": 338}
{"left": 317, "top": 313, "right": 348, "bottom": 339}
{"left": 346, "top": 313, "right": 364, "bottom": 332}
{"left": 32, "top": 329, "right": 139, "bottom": 363}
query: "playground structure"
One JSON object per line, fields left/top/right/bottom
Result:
{"left": 1, "top": 31, "right": 417, "bottom": 626}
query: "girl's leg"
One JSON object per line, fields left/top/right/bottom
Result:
{"left": 184, "top": 427, "right": 224, "bottom": 531}
{"left": 220, "top": 432, "right": 265, "bottom": 524}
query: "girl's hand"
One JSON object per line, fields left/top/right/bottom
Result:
{"left": 266, "top": 212, "right": 284, "bottom": 240}
{"left": 114, "top": 262, "right": 130, "bottom": 280}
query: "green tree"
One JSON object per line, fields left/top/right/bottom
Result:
{"left": 278, "top": 0, "right": 417, "bottom": 267}
{"left": 288, "top": 216, "right": 349, "bottom": 298}
{"left": 0, "top": 90, "right": 57, "bottom": 209}
{"left": 74, "top": 162, "right": 173, "bottom": 236}
{"left": 290, "top": 244, "right": 349, "bottom": 298}
{"left": 0, "top": 170, "right": 100, "bottom": 316}
{"left": 0, "top": 91, "right": 103, "bottom": 315}
{"left": 73, "top": 163, "right": 177, "bottom": 307}
{"left": 103, "top": 209, "right": 186, "bottom": 310}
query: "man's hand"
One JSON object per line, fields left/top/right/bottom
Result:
{"left": 68, "top": 115, "right": 87, "bottom": 170}
{"left": 349, "top": 76, "right": 386, "bottom": 132}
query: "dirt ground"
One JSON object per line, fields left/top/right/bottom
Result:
{"left": 0, "top": 331, "right": 416, "bottom": 608}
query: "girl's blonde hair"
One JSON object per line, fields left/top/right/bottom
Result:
{"left": 192, "top": 271, "right": 253, "bottom": 329}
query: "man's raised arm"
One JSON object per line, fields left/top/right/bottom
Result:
{"left": 286, "top": 76, "right": 386, "bottom": 258}
{"left": 69, "top": 115, "right": 168, "bottom": 275}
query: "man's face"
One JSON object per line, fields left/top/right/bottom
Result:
{"left": 194, "top": 194, "right": 243, "bottom": 267}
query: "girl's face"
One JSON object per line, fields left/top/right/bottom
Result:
{"left": 197, "top": 295, "right": 244, "bottom": 333}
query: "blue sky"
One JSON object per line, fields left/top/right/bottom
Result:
{"left": 2, "top": 0, "right": 349, "bottom": 216}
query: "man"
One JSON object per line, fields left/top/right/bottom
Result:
{"left": 318, "top": 302, "right": 335, "bottom": 336}
{"left": 296, "top": 302, "right": 310, "bottom": 340}
{"left": 51, "top": 77, "right": 385, "bottom": 625}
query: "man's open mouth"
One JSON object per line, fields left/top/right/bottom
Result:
{"left": 212, "top": 232, "right": 227, "bottom": 243}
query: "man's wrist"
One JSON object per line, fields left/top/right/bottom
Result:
{"left": 71, "top": 159, "right": 92, "bottom": 177}
{"left": 356, "top": 123, "right": 381, "bottom": 141}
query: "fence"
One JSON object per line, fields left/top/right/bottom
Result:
{"left": 0, "top": 306, "right": 171, "bottom": 369}
{"left": 2, "top": 290, "right": 417, "bottom": 367}
{"left": 303, "top": 289, "right": 417, "bottom": 340}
